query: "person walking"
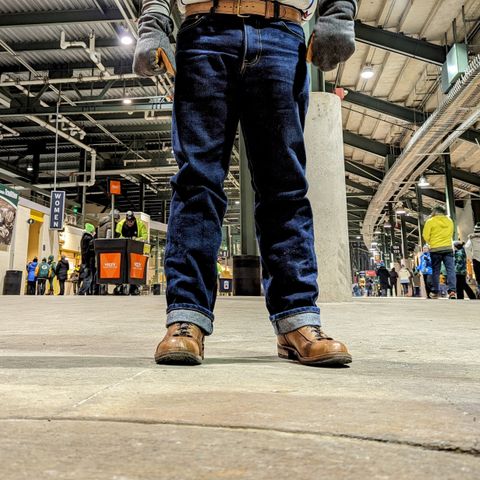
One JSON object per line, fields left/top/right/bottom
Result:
{"left": 79, "top": 223, "right": 96, "bottom": 295}
{"left": 376, "top": 263, "right": 390, "bottom": 297}
{"left": 55, "top": 255, "right": 70, "bottom": 296}
{"left": 389, "top": 267, "right": 398, "bottom": 297}
{"left": 418, "top": 245, "right": 433, "bottom": 298}
{"left": 26, "top": 257, "right": 38, "bottom": 295}
{"left": 422, "top": 206, "right": 456, "bottom": 299}
{"left": 46, "top": 255, "right": 56, "bottom": 295}
{"left": 465, "top": 222, "right": 480, "bottom": 288}
{"left": 454, "top": 241, "right": 476, "bottom": 300}
{"left": 134, "top": 0, "right": 356, "bottom": 365}
{"left": 36, "top": 257, "right": 50, "bottom": 295}
{"left": 398, "top": 265, "right": 411, "bottom": 296}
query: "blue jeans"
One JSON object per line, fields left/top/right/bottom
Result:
{"left": 430, "top": 251, "right": 456, "bottom": 293}
{"left": 165, "top": 14, "right": 320, "bottom": 335}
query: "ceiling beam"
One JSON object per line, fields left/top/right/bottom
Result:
{"left": 0, "top": 8, "right": 124, "bottom": 28}
{"left": 343, "top": 130, "right": 391, "bottom": 158}
{"left": 328, "top": 83, "right": 480, "bottom": 146}
{"left": 355, "top": 21, "right": 447, "bottom": 66}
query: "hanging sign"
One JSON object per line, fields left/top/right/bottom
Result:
{"left": 0, "top": 182, "right": 19, "bottom": 246}
{"left": 50, "top": 191, "right": 66, "bottom": 230}
{"left": 109, "top": 180, "right": 121, "bottom": 195}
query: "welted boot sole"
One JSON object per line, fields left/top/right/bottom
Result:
{"left": 278, "top": 345, "right": 352, "bottom": 366}
{"left": 155, "top": 350, "right": 203, "bottom": 366}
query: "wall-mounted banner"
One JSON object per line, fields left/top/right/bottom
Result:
{"left": 0, "top": 182, "right": 19, "bottom": 246}
{"left": 50, "top": 191, "right": 66, "bottom": 230}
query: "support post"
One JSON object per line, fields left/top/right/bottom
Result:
{"left": 139, "top": 179, "right": 145, "bottom": 213}
{"left": 234, "top": 129, "right": 261, "bottom": 296}
{"left": 444, "top": 150, "right": 457, "bottom": 239}
{"left": 400, "top": 214, "right": 408, "bottom": 260}
{"left": 416, "top": 184, "right": 425, "bottom": 246}
{"left": 305, "top": 92, "right": 351, "bottom": 301}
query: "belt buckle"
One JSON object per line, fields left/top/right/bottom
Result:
{"left": 236, "top": 0, "right": 250, "bottom": 18}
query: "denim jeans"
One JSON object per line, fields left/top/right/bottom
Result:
{"left": 165, "top": 14, "right": 320, "bottom": 335}
{"left": 430, "top": 251, "right": 456, "bottom": 293}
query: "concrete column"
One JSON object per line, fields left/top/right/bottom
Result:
{"left": 305, "top": 92, "right": 351, "bottom": 302}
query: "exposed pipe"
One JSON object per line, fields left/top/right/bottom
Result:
{"left": 60, "top": 31, "right": 111, "bottom": 77}
{"left": 0, "top": 72, "right": 138, "bottom": 87}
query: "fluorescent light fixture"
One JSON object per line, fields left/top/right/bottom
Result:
{"left": 374, "top": 230, "right": 381, "bottom": 235}
{"left": 26, "top": 165, "right": 33, "bottom": 172}
{"left": 356, "top": 235, "right": 361, "bottom": 239}
{"left": 396, "top": 209, "right": 406, "bottom": 215}
{"left": 122, "top": 98, "right": 132, "bottom": 105}
{"left": 361, "top": 65, "right": 375, "bottom": 79}
{"left": 384, "top": 222, "right": 392, "bottom": 228}
{"left": 234, "top": 201, "right": 240, "bottom": 205}
{"left": 418, "top": 175, "right": 430, "bottom": 188}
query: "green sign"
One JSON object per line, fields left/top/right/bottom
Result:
{"left": 0, "top": 182, "right": 19, "bottom": 246}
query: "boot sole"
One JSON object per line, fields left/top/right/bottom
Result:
{"left": 278, "top": 345, "right": 352, "bottom": 366}
{"left": 155, "top": 351, "right": 202, "bottom": 366}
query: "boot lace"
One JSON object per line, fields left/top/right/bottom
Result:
{"left": 309, "top": 326, "right": 332, "bottom": 341}
{"left": 173, "top": 323, "right": 194, "bottom": 337}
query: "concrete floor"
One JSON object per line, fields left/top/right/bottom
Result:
{"left": 0, "top": 296, "right": 479, "bottom": 479}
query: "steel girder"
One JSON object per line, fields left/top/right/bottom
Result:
{"left": 354, "top": 21, "right": 447, "bottom": 66}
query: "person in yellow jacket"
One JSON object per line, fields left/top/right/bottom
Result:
{"left": 422, "top": 206, "right": 456, "bottom": 299}
{"left": 116, "top": 211, "right": 148, "bottom": 241}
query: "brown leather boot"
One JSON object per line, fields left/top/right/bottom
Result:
{"left": 154, "top": 322, "right": 205, "bottom": 365}
{"left": 277, "top": 326, "right": 352, "bottom": 366}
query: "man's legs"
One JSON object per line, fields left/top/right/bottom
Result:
{"left": 239, "top": 18, "right": 320, "bottom": 334}
{"left": 430, "top": 252, "right": 442, "bottom": 294}
{"left": 456, "top": 274, "right": 465, "bottom": 299}
{"left": 443, "top": 252, "right": 457, "bottom": 293}
{"left": 164, "top": 15, "right": 241, "bottom": 335}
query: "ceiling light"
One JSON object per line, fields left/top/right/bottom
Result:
{"left": 234, "top": 200, "right": 240, "bottom": 205}
{"left": 418, "top": 175, "right": 430, "bottom": 188}
{"left": 26, "top": 165, "right": 33, "bottom": 172}
{"left": 396, "top": 209, "right": 406, "bottom": 215}
{"left": 356, "top": 235, "right": 361, "bottom": 239}
{"left": 384, "top": 222, "right": 392, "bottom": 228}
{"left": 374, "top": 230, "right": 381, "bottom": 235}
{"left": 361, "top": 66, "right": 375, "bottom": 79}
{"left": 123, "top": 98, "right": 132, "bottom": 105}
{"left": 120, "top": 34, "right": 134, "bottom": 45}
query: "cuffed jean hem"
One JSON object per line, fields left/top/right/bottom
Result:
{"left": 270, "top": 307, "right": 321, "bottom": 335}
{"left": 166, "top": 304, "right": 214, "bottom": 335}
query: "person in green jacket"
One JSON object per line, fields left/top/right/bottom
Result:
{"left": 36, "top": 257, "right": 50, "bottom": 295}
{"left": 46, "top": 255, "right": 56, "bottom": 295}
{"left": 116, "top": 211, "right": 148, "bottom": 241}
{"left": 422, "top": 206, "right": 456, "bottom": 299}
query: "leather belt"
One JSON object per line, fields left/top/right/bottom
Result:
{"left": 185, "top": 0, "right": 303, "bottom": 25}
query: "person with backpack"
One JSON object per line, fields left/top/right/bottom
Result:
{"left": 26, "top": 257, "right": 38, "bottom": 295}
{"left": 78, "top": 223, "right": 96, "bottom": 295}
{"left": 46, "top": 255, "right": 56, "bottom": 295}
{"left": 36, "top": 258, "right": 50, "bottom": 295}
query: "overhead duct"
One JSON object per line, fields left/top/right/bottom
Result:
{"left": 362, "top": 54, "right": 480, "bottom": 247}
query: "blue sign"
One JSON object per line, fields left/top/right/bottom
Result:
{"left": 50, "top": 191, "right": 66, "bottom": 230}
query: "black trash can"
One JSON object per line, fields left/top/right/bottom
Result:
{"left": 233, "top": 255, "right": 261, "bottom": 296}
{"left": 152, "top": 283, "right": 161, "bottom": 295}
{"left": 3, "top": 270, "right": 23, "bottom": 295}
{"left": 95, "top": 239, "right": 128, "bottom": 284}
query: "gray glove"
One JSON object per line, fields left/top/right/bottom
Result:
{"left": 307, "top": 0, "right": 357, "bottom": 72}
{"left": 133, "top": 11, "right": 176, "bottom": 77}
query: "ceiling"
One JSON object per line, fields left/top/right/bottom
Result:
{"left": 0, "top": 0, "right": 479, "bottom": 248}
